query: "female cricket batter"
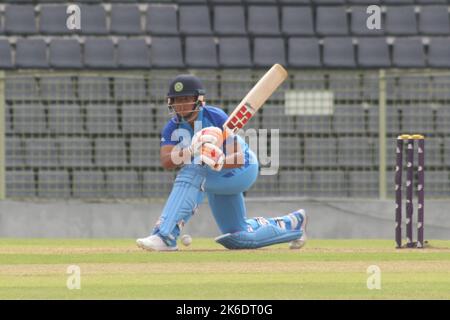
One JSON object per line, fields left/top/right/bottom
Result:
{"left": 136, "top": 75, "right": 307, "bottom": 251}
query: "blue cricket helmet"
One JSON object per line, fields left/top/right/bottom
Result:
{"left": 167, "top": 74, "right": 206, "bottom": 98}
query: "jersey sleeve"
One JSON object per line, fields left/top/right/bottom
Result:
{"left": 160, "top": 120, "right": 179, "bottom": 147}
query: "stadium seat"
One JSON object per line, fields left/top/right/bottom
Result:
{"left": 15, "top": 39, "right": 48, "bottom": 69}
{"left": 424, "top": 171, "right": 450, "bottom": 197}
{"left": 6, "top": 138, "right": 25, "bottom": 168}
{"left": 179, "top": 6, "right": 212, "bottom": 35}
{"left": 436, "top": 106, "right": 450, "bottom": 134}
{"left": 348, "top": 171, "right": 378, "bottom": 197}
{"left": 110, "top": 5, "right": 142, "bottom": 35}
{"left": 122, "top": 104, "right": 156, "bottom": 134}
{"left": 0, "top": 40, "right": 13, "bottom": 69}
{"left": 333, "top": 105, "right": 366, "bottom": 134}
{"left": 368, "top": 105, "right": 400, "bottom": 134}
{"left": 419, "top": 6, "right": 450, "bottom": 35}
{"left": 4, "top": 5, "right": 36, "bottom": 35}
{"left": 86, "top": 104, "right": 119, "bottom": 134}
{"left": 248, "top": 6, "right": 280, "bottom": 36}
{"left": 13, "top": 103, "right": 47, "bottom": 134}
{"left": 77, "top": 76, "right": 111, "bottom": 101}
{"left": 350, "top": 6, "right": 384, "bottom": 36}
{"left": 84, "top": 38, "right": 116, "bottom": 69}
{"left": 261, "top": 102, "right": 296, "bottom": 133}
{"left": 214, "top": 5, "right": 246, "bottom": 35}
{"left": 59, "top": 137, "right": 93, "bottom": 168}
{"left": 279, "top": 137, "right": 302, "bottom": 167}
{"left": 329, "top": 73, "right": 362, "bottom": 100}
{"left": 41, "top": 76, "right": 77, "bottom": 102}
{"left": 357, "top": 37, "right": 390, "bottom": 68}
{"left": 323, "top": 37, "right": 356, "bottom": 68}
{"left": 38, "top": 170, "right": 71, "bottom": 198}
{"left": 142, "top": 171, "right": 174, "bottom": 198}
{"left": 312, "top": 170, "right": 347, "bottom": 197}
{"left": 150, "top": 37, "right": 184, "bottom": 68}
{"left": 303, "top": 138, "right": 338, "bottom": 167}
{"left": 397, "top": 75, "right": 431, "bottom": 100}
{"left": 419, "top": 137, "right": 442, "bottom": 167}
{"left": 49, "top": 39, "right": 82, "bottom": 69}
{"left": 130, "top": 138, "right": 161, "bottom": 167}
{"left": 79, "top": 4, "right": 108, "bottom": 35}
{"left": 313, "top": 0, "right": 345, "bottom": 4}
{"left": 114, "top": 76, "right": 147, "bottom": 101}
{"left": 72, "top": 170, "right": 106, "bottom": 198}
{"left": 40, "top": 5, "right": 75, "bottom": 34}
{"left": 5, "top": 105, "right": 13, "bottom": 134}
{"left": 146, "top": 5, "right": 178, "bottom": 35}
{"left": 106, "top": 171, "right": 141, "bottom": 198}
{"left": 385, "top": 6, "right": 417, "bottom": 35}
{"left": 383, "top": 0, "right": 414, "bottom": 3}
{"left": 6, "top": 170, "right": 36, "bottom": 198}
{"left": 246, "top": 174, "right": 280, "bottom": 197}
{"left": 338, "top": 137, "right": 374, "bottom": 167}
{"left": 316, "top": 6, "right": 348, "bottom": 36}
{"left": 443, "top": 137, "right": 450, "bottom": 166}
{"left": 253, "top": 38, "right": 286, "bottom": 67}
{"left": 218, "top": 37, "right": 252, "bottom": 68}
{"left": 281, "top": 6, "right": 314, "bottom": 36}
{"left": 296, "top": 115, "right": 333, "bottom": 134}
{"left": 428, "top": 38, "right": 450, "bottom": 68}
{"left": 95, "top": 138, "right": 127, "bottom": 167}
{"left": 220, "top": 71, "right": 254, "bottom": 101}
{"left": 431, "top": 75, "right": 450, "bottom": 101}
{"left": 117, "top": 39, "right": 151, "bottom": 69}
{"left": 5, "top": 78, "right": 39, "bottom": 101}
{"left": 348, "top": 0, "right": 381, "bottom": 3}
{"left": 278, "top": 171, "right": 313, "bottom": 197}
{"left": 185, "top": 37, "right": 218, "bottom": 68}
{"left": 25, "top": 138, "right": 59, "bottom": 167}
{"left": 392, "top": 38, "right": 426, "bottom": 68}
{"left": 48, "top": 104, "right": 84, "bottom": 134}
{"left": 416, "top": 0, "right": 446, "bottom": 3}
{"left": 288, "top": 38, "right": 321, "bottom": 68}
{"left": 291, "top": 72, "right": 326, "bottom": 90}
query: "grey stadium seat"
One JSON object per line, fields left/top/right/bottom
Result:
{"left": 142, "top": 171, "right": 174, "bottom": 198}
{"left": 348, "top": 171, "right": 378, "bottom": 197}
{"left": 261, "top": 101, "right": 296, "bottom": 133}
{"left": 25, "top": 138, "right": 59, "bottom": 167}
{"left": 348, "top": 0, "right": 381, "bottom": 3}
{"left": 214, "top": 5, "right": 246, "bottom": 35}
{"left": 48, "top": 104, "right": 84, "bottom": 134}
{"left": 79, "top": 4, "right": 108, "bottom": 35}
{"left": 368, "top": 105, "right": 400, "bottom": 134}
{"left": 323, "top": 37, "right": 356, "bottom": 68}
{"left": 431, "top": 75, "right": 450, "bottom": 101}
{"left": 304, "top": 138, "right": 338, "bottom": 167}
{"left": 218, "top": 37, "right": 252, "bottom": 68}
{"left": 385, "top": 6, "right": 417, "bottom": 35}
{"left": 316, "top": 6, "right": 348, "bottom": 36}
{"left": 4, "top": 5, "right": 36, "bottom": 34}
{"left": 114, "top": 76, "right": 147, "bottom": 101}
{"left": 351, "top": 6, "right": 384, "bottom": 36}
{"left": 333, "top": 104, "right": 366, "bottom": 134}
{"left": 288, "top": 38, "right": 321, "bottom": 68}
{"left": 13, "top": 103, "right": 47, "bottom": 134}
{"left": 311, "top": 170, "right": 347, "bottom": 198}
{"left": 436, "top": 106, "right": 450, "bottom": 134}
{"left": 419, "top": 6, "right": 450, "bottom": 35}
{"left": 49, "top": 39, "right": 82, "bottom": 69}
{"left": 248, "top": 6, "right": 280, "bottom": 36}
{"left": 179, "top": 6, "right": 212, "bottom": 35}
{"left": 443, "top": 138, "right": 450, "bottom": 166}
{"left": 357, "top": 37, "right": 390, "bottom": 68}
{"left": 278, "top": 171, "right": 313, "bottom": 197}
{"left": 151, "top": 37, "right": 184, "bottom": 68}
{"left": 419, "top": 137, "right": 442, "bottom": 167}
{"left": 328, "top": 73, "right": 361, "bottom": 100}
{"left": 122, "top": 104, "right": 155, "bottom": 134}
{"left": 296, "top": 115, "right": 333, "bottom": 134}
{"left": 428, "top": 38, "right": 450, "bottom": 68}
{"left": 383, "top": 0, "right": 414, "bottom": 3}
{"left": 41, "top": 75, "right": 76, "bottom": 101}
{"left": 5, "top": 78, "right": 39, "bottom": 102}
{"left": 253, "top": 38, "right": 286, "bottom": 68}
{"left": 84, "top": 38, "right": 116, "bottom": 69}
{"left": 110, "top": 5, "right": 142, "bottom": 35}
{"left": 77, "top": 76, "right": 111, "bottom": 101}
{"left": 146, "top": 5, "right": 178, "bottom": 35}
{"left": 40, "top": 5, "right": 74, "bottom": 34}
{"left": 338, "top": 137, "right": 374, "bottom": 167}
{"left": 425, "top": 171, "right": 450, "bottom": 198}
{"left": 392, "top": 39, "right": 425, "bottom": 68}
{"left": 246, "top": 174, "right": 280, "bottom": 197}
{"left": 313, "top": 0, "right": 345, "bottom": 4}
{"left": 38, "top": 170, "right": 71, "bottom": 198}
{"left": 397, "top": 75, "right": 431, "bottom": 100}
{"left": 130, "top": 137, "right": 161, "bottom": 167}
{"left": 15, "top": 39, "right": 48, "bottom": 68}
{"left": 106, "top": 171, "right": 141, "bottom": 198}
{"left": 85, "top": 104, "right": 119, "bottom": 134}
{"left": 72, "top": 170, "right": 106, "bottom": 198}
{"left": 282, "top": 6, "right": 314, "bottom": 36}
{"left": 185, "top": 37, "right": 218, "bottom": 68}
{"left": 6, "top": 137, "right": 25, "bottom": 168}
{"left": 59, "top": 137, "right": 93, "bottom": 168}
{"left": 95, "top": 138, "right": 127, "bottom": 167}
{"left": 117, "top": 39, "right": 150, "bottom": 69}
{"left": 279, "top": 137, "right": 302, "bottom": 167}
{"left": 6, "top": 170, "right": 35, "bottom": 198}
{"left": 0, "top": 40, "right": 13, "bottom": 69}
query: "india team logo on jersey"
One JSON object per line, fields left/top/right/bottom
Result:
{"left": 174, "top": 82, "right": 184, "bottom": 92}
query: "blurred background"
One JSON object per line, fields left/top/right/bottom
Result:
{"left": 0, "top": 0, "right": 449, "bottom": 239}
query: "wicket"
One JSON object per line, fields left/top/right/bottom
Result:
{"left": 395, "top": 134, "right": 425, "bottom": 249}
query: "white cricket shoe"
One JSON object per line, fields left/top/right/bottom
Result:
{"left": 136, "top": 235, "right": 178, "bottom": 252}
{"left": 289, "top": 209, "right": 308, "bottom": 250}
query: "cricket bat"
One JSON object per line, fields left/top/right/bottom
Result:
{"left": 223, "top": 63, "right": 288, "bottom": 136}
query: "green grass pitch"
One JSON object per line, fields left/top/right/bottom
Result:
{"left": 0, "top": 239, "right": 449, "bottom": 299}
